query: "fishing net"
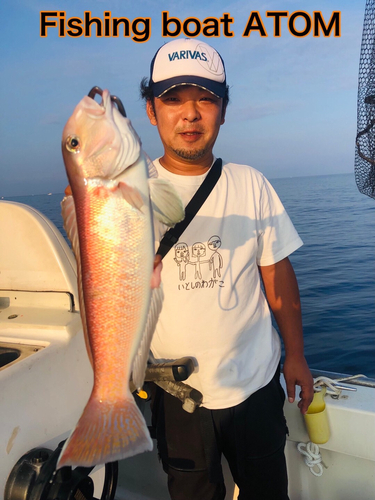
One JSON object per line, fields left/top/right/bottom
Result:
{"left": 355, "top": 0, "right": 375, "bottom": 199}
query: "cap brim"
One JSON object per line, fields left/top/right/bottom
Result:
{"left": 152, "top": 75, "right": 226, "bottom": 99}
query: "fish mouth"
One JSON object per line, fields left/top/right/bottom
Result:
{"left": 86, "top": 88, "right": 134, "bottom": 175}
{"left": 98, "top": 88, "right": 141, "bottom": 177}
{"left": 64, "top": 86, "right": 141, "bottom": 180}
{"left": 88, "top": 86, "right": 127, "bottom": 118}
{"left": 73, "top": 90, "right": 123, "bottom": 175}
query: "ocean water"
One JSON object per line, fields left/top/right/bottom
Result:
{"left": 271, "top": 173, "right": 375, "bottom": 377}
{"left": 3, "top": 173, "right": 374, "bottom": 377}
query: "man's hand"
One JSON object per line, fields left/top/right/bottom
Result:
{"left": 151, "top": 254, "right": 163, "bottom": 289}
{"left": 283, "top": 354, "right": 314, "bottom": 414}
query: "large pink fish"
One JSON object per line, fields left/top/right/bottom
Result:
{"left": 58, "top": 88, "right": 183, "bottom": 468}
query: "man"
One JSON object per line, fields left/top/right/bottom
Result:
{"left": 141, "top": 38, "right": 313, "bottom": 500}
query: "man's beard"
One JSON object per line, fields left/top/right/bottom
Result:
{"left": 172, "top": 147, "right": 208, "bottom": 161}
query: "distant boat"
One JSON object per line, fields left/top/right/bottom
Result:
{"left": 48, "top": 193, "right": 52, "bottom": 196}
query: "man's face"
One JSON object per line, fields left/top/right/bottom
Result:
{"left": 146, "top": 85, "right": 225, "bottom": 168}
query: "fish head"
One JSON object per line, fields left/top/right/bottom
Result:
{"left": 62, "top": 89, "right": 141, "bottom": 183}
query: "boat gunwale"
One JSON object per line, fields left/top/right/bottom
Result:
{"left": 297, "top": 367, "right": 375, "bottom": 388}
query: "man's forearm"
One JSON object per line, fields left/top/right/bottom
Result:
{"left": 259, "top": 257, "right": 314, "bottom": 413}
{"left": 259, "top": 257, "right": 304, "bottom": 353}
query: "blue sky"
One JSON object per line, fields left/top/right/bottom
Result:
{"left": 0, "top": 0, "right": 365, "bottom": 196}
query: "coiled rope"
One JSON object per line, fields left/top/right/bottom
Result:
{"left": 297, "top": 442, "right": 325, "bottom": 477}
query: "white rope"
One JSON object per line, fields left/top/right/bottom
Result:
{"left": 296, "top": 374, "right": 362, "bottom": 477}
{"left": 313, "top": 374, "right": 362, "bottom": 396}
{"left": 313, "top": 376, "right": 341, "bottom": 396}
{"left": 296, "top": 377, "right": 331, "bottom": 477}
{"left": 297, "top": 442, "right": 325, "bottom": 477}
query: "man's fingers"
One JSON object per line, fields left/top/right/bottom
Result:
{"left": 286, "top": 381, "right": 296, "bottom": 403}
{"left": 296, "top": 386, "right": 313, "bottom": 414}
{"left": 298, "top": 398, "right": 310, "bottom": 415}
{"left": 151, "top": 255, "right": 163, "bottom": 289}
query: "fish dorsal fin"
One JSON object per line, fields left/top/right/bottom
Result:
{"left": 149, "top": 178, "right": 184, "bottom": 227}
{"left": 131, "top": 285, "right": 164, "bottom": 391}
{"left": 61, "top": 194, "right": 93, "bottom": 366}
{"left": 61, "top": 193, "right": 79, "bottom": 258}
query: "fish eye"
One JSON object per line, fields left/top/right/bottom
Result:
{"left": 65, "top": 135, "right": 80, "bottom": 154}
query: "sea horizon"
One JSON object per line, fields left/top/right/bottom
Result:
{"left": 1, "top": 171, "right": 357, "bottom": 199}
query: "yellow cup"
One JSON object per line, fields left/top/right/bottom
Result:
{"left": 304, "top": 387, "right": 330, "bottom": 444}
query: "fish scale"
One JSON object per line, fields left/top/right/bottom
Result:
{"left": 58, "top": 183, "right": 153, "bottom": 468}
{"left": 78, "top": 187, "right": 151, "bottom": 390}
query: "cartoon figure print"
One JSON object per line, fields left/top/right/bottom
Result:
{"left": 208, "top": 235, "right": 223, "bottom": 278}
{"left": 174, "top": 242, "right": 190, "bottom": 280}
{"left": 173, "top": 236, "right": 224, "bottom": 283}
{"left": 191, "top": 242, "right": 206, "bottom": 279}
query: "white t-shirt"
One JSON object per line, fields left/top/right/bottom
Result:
{"left": 151, "top": 159, "right": 303, "bottom": 410}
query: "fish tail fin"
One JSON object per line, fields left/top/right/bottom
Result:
{"left": 56, "top": 394, "right": 152, "bottom": 469}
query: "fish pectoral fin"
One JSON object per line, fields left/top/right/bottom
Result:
{"left": 132, "top": 285, "right": 164, "bottom": 391}
{"left": 118, "top": 181, "right": 144, "bottom": 211}
{"left": 149, "top": 178, "right": 185, "bottom": 227}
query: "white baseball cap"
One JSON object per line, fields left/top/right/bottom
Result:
{"left": 149, "top": 38, "right": 227, "bottom": 98}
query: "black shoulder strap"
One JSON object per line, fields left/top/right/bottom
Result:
{"left": 156, "top": 158, "right": 223, "bottom": 259}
